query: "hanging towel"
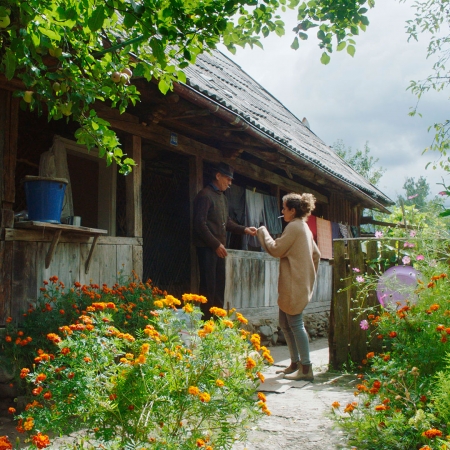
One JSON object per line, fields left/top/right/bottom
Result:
{"left": 263, "top": 194, "right": 282, "bottom": 235}
{"left": 244, "top": 189, "right": 265, "bottom": 249}
{"left": 331, "top": 222, "right": 342, "bottom": 257}
{"left": 316, "top": 217, "right": 333, "bottom": 259}
{"left": 306, "top": 214, "right": 317, "bottom": 242}
{"left": 350, "top": 225, "right": 360, "bottom": 238}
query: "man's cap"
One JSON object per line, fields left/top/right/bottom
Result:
{"left": 216, "top": 162, "right": 234, "bottom": 179}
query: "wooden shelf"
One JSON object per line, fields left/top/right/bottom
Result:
{"left": 14, "top": 221, "right": 108, "bottom": 273}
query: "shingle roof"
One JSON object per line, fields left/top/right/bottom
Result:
{"left": 182, "top": 49, "right": 394, "bottom": 207}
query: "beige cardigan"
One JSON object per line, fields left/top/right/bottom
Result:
{"left": 257, "top": 218, "right": 321, "bottom": 315}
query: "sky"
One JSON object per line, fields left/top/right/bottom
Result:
{"left": 219, "top": 0, "right": 450, "bottom": 204}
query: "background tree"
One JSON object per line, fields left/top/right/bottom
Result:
{"left": 396, "top": 176, "right": 431, "bottom": 209}
{"left": 0, "top": 0, "right": 373, "bottom": 172}
{"left": 333, "top": 139, "right": 385, "bottom": 186}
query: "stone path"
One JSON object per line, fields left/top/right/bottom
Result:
{"left": 232, "top": 338, "right": 356, "bottom": 450}
{"left": 0, "top": 338, "right": 357, "bottom": 449}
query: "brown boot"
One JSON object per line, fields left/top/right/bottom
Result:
{"left": 284, "top": 363, "right": 314, "bottom": 382}
{"left": 275, "top": 361, "right": 300, "bottom": 375}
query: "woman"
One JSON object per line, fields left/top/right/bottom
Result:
{"left": 257, "top": 193, "right": 320, "bottom": 381}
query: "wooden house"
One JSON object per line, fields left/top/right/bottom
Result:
{"left": 0, "top": 49, "right": 394, "bottom": 327}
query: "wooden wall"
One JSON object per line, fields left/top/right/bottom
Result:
{"left": 2, "top": 231, "right": 142, "bottom": 323}
{"left": 224, "top": 249, "right": 332, "bottom": 321}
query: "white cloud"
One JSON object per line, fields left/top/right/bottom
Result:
{"left": 220, "top": 0, "right": 450, "bottom": 203}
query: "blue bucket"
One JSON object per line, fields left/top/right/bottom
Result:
{"left": 24, "top": 176, "right": 68, "bottom": 224}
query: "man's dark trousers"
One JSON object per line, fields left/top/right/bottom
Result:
{"left": 196, "top": 246, "right": 226, "bottom": 319}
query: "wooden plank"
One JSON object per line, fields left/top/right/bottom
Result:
{"left": 330, "top": 240, "right": 349, "bottom": 369}
{"left": 15, "top": 221, "right": 107, "bottom": 235}
{"left": 0, "top": 240, "right": 13, "bottom": 325}
{"left": 5, "top": 228, "right": 141, "bottom": 245}
{"left": 11, "top": 241, "right": 37, "bottom": 319}
{"left": 125, "top": 135, "right": 142, "bottom": 237}
{"left": 45, "top": 229, "right": 62, "bottom": 268}
{"left": 189, "top": 155, "right": 203, "bottom": 292}
{"left": 79, "top": 242, "right": 100, "bottom": 286}
{"left": 106, "top": 118, "right": 328, "bottom": 203}
{"left": 348, "top": 239, "right": 367, "bottom": 364}
{"left": 132, "top": 244, "right": 143, "bottom": 280}
{"left": 98, "top": 244, "right": 118, "bottom": 287}
{"left": 366, "top": 239, "right": 383, "bottom": 354}
{"left": 116, "top": 244, "right": 133, "bottom": 279}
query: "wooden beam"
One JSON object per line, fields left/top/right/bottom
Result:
{"left": 104, "top": 118, "right": 328, "bottom": 204}
{"left": 125, "top": 135, "right": 142, "bottom": 237}
{"left": 189, "top": 155, "right": 203, "bottom": 292}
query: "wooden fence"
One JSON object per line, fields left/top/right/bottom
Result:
{"left": 329, "top": 238, "right": 407, "bottom": 369}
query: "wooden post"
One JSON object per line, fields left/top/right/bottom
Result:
{"left": 189, "top": 155, "right": 203, "bottom": 292}
{"left": 330, "top": 240, "right": 350, "bottom": 369}
{"left": 125, "top": 135, "right": 142, "bottom": 237}
{"left": 348, "top": 239, "right": 367, "bottom": 364}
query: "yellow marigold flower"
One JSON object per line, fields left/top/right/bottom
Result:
{"left": 120, "top": 357, "right": 128, "bottom": 364}
{"left": 165, "top": 295, "right": 181, "bottom": 306}
{"left": 154, "top": 300, "right": 164, "bottom": 309}
{"left": 196, "top": 439, "right": 205, "bottom": 447}
{"left": 223, "top": 320, "right": 234, "bottom": 328}
{"left": 246, "top": 357, "right": 256, "bottom": 370}
{"left": 183, "top": 303, "right": 194, "bottom": 313}
{"left": 135, "top": 354, "right": 146, "bottom": 365}
{"left": 216, "top": 379, "right": 225, "bottom": 387}
{"left": 263, "top": 351, "right": 274, "bottom": 364}
{"left": 24, "top": 417, "right": 34, "bottom": 430}
{"left": 257, "top": 392, "right": 267, "bottom": 402}
{"left": 199, "top": 392, "right": 211, "bottom": 403}
{"left": 141, "top": 343, "right": 150, "bottom": 354}
{"left": 188, "top": 386, "right": 200, "bottom": 396}
{"left": 125, "top": 353, "right": 134, "bottom": 359}
{"left": 236, "top": 313, "right": 248, "bottom": 324}
{"left": 210, "top": 307, "right": 227, "bottom": 317}
{"left": 250, "top": 334, "right": 260, "bottom": 344}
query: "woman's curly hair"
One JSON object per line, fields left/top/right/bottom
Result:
{"left": 282, "top": 193, "right": 316, "bottom": 219}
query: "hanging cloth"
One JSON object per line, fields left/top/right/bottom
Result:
{"left": 263, "top": 194, "right": 282, "bottom": 235}
{"left": 244, "top": 189, "right": 265, "bottom": 249}
{"left": 316, "top": 217, "right": 333, "bottom": 259}
{"left": 306, "top": 214, "right": 318, "bottom": 242}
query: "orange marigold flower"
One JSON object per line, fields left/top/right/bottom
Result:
{"left": 256, "top": 372, "right": 265, "bottom": 383}
{"left": 20, "top": 368, "right": 30, "bottom": 379}
{"left": 445, "top": 328, "right": 450, "bottom": 335}
{"left": 46, "top": 333, "right": 61, "bottom": 343}
{"left": 5, "top": 336, "right": 11, "bottom": 343}
{"left": 31, "top": 432, "right": 50, "bottom": 449}
{"left": 436, "top": 324, "right": 445, "bottom": 332}
{"left": 35, "top": 373, "right": 46, "bottom": 384}
{"left": 246, "top": 357, "right": 256, "bottom": 370}
{"left": 43, "top": 392, "right": 52, "bottom": 400}
{"left": 188, "top": 386, "right": 200, "bottom": 396}
{"left": 196, "top": 439, "right": 205, "bottom": 447}
{"left": 199, "top": 392, "right": 211, "bottom": 403}
{"left": 429, "top": 304, "right": 440, "bottom": 311}
{"left": 0, "top": 435, "right": 12, "bottom": 449}
{"left": 67, "top": 372, "right": 75, "bottom": 379}
{"left": 366, "top": 352, "right": 375, "bottom": 359}
{"left": 383, "top": 355, "right": 390, "bottom": 362}
{"left": 23, "top": 417, "right": 34, "bottom": 430}
{"left": 6, "top": 316, "right": 12, "bottom": 323}
{"left": 216, "top": 379, "right": 225, "bottom": 387}
{"left": 8, "top": 407, "right": 16, "bottom": 414}
{"left": 375, "top": 404, "right": 387, "bottom": 411}
{"left": 331, "top": 401, "right": 340, "bottom": 408}
{"left": 210, "top": 306, "right": 227, "bottom": 317}
{"left": 419, "top": 446, "right": 431, "bottom": 450}
{"left": 32, "top": 387, "right": 43, "bottom": 396}
{"left": 257, "top": 392, "right": 267, "bottom": 402}
{"left": 422, "top": 428, "right": 443, "bottom": 439}
{"left": 343, "top": 402, "right": 357, "bottom": 413}
{"left": 389, "top": 331, "right": 397, "bottom": 338}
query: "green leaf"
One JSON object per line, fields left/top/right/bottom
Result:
{"left": 177, "top": 70, "right": 187, "bottom": 84}
{"left": 88, "top": 5, "right": 105, "bottom": 32}
{"left": 38, "top": 27, "right": 61, "bottom": 41}
{"left": 123, "top": 12, "right": 137, "bottom": 29}
{"left": 347, "top": 44, "right": 355, "bottom": 57}
{"left": 291, "top": 36, "right": 299, "bottom": 50}
{"left": 320, "top": 52, "right": 330, "bottom": 65}
{"left": 337, "top": 41, "right": 346, "bottom": 51}
{"left": 4, "top": 49, "right": 16, "bottom": 80}
{"left": 158, "top": 79, "right": 170, "bottom": 94}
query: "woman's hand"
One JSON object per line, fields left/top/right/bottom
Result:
{"left": 244, "top": 227, "right": 257, "bottom": 236}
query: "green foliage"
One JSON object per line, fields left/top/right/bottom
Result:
{"left": 396, "top": 176, "right": 431, "bottom": 209}
{"left": 0, "top": 0, "right": 374, "bottom": 172}
{"left": 331, "top": 228, "right": 450, "bottom": 449}
{"left": 405, "top": 0, "right": 450, "bottom": 172}
{"left": 1, "top": 274, "right": 273, "bottom": 449}
{"left": 333, "top": 139, "right": 385, "bottom": 186}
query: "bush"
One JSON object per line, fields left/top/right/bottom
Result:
{"left": 332, "top": 228, "right": 450, "bottom": 450}
{"left": 1, "top": 275, "right": 273, "bottom": 449}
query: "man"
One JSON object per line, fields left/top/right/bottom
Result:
{"left": 193, "top": 163, "right": 257, "bottom": 318}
